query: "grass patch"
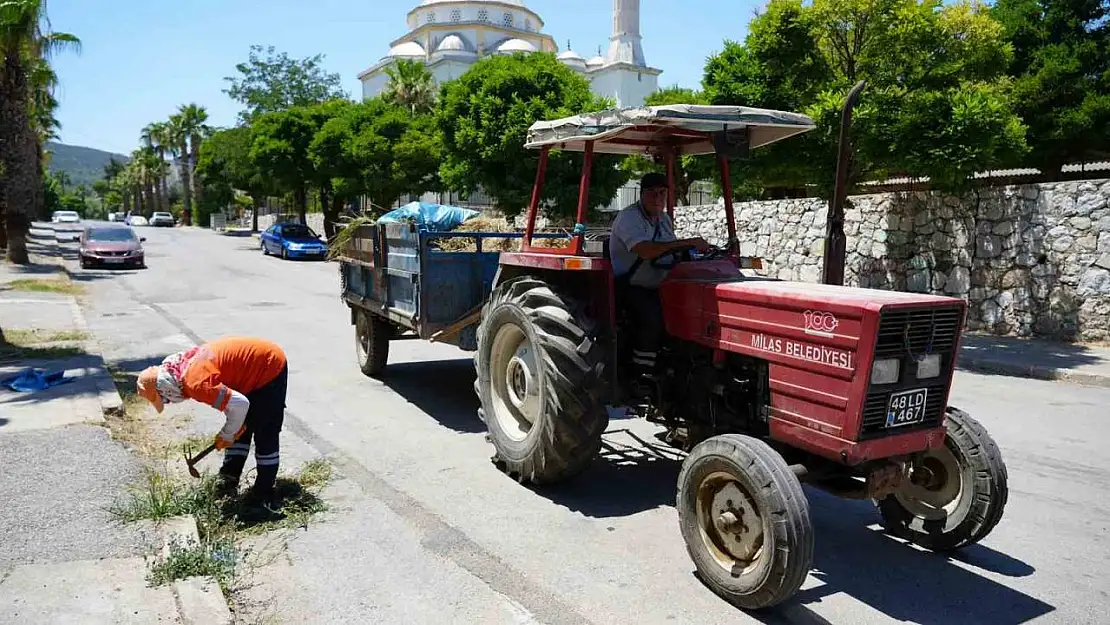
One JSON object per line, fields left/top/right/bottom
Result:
{"left": 1, "top": 277, "right": 81, "bottom": 295}
{"left": 0, "top": 333, "right": 87, "bottom": 362}
{"left": 148, "top": 535, "right": 239, "bottom": 590}
{"left": 110, "top": 453, "right": 334, "bottom": 595}
{"left": 3, "top": 329, "right": 89, "bottom": 344}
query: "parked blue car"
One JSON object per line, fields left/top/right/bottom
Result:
{"left": 260, "top": 223, "right": 328, "bottom": 260}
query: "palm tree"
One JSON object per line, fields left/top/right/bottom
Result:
{"left": 149, "top": 121, "right": 172, "bottom": 214}
{"left": 168, "top": 112, "right": 192, "bottom": 225}
{"left": 28, "top": 56, "right": 60, "bottom": 220}
{"left": 177, "top": 103, "right": 209, "bottom": 224}
{"left": 0, "top": 0, "right": 79, "bottom": 263}
{"left": 139, "top": 123, "right": 163, "bottom": 212}
{"left": 381, "top": 59, "right": 436, "bottom": 114}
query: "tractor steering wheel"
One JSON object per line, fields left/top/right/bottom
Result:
{"left": 649, "top": 243, "right": 727, "bottom": 269}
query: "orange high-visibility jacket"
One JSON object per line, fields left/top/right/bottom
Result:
{"left": 180, "top": 337, "right": 286, "bottom": 411}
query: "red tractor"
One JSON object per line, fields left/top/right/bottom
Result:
{"left": 470, "top": 103, "right": 1009, "bottom": 610}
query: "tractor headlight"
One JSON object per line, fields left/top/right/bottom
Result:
{"left": 916, "top": 354, "right": 941, "bottom": 379}
{"left": 871, "top": 358, "right": 900, "bottom": 384}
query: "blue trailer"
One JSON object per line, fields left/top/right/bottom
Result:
{"left": 336, "top": 220, "right": 567, "bottom": 376}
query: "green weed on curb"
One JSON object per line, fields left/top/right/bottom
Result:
{"left": 1, "top": 278, "right": 82, "bottom": 295}
{"left": 110, "top": 456, "right": 334, "bottom": 593}
{"left": 148, "top": 535, "right": 239, "bottom": 590}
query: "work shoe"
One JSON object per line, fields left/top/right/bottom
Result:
{"left": 214, "top": 473, "right": 239, "bottom": 499}
{"left": 628, "top": 373, "right": 658, "bottom": 404}
{"left": 241, "top": 483, "right": 277, "bottom": 510}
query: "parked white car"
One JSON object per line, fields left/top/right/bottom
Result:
{"left": 128, "top": 216, "right": 148, "bottom": 226}
{"left": 149, "top": 211, "right": 176, "bottom": 227}
{"left": 51, "top": 210, "right": 80, "bottom": 224}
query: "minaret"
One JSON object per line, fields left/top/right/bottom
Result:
{"left": 605, "top": 0, "right": 645, "bottom": 67}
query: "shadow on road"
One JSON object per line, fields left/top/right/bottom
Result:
{"left": 532, "top": 431, "right": 1050, "bottom": 625}
{"left": 533, "top": 428, "right": 683, "bottom": 517}
{"left": 751, "top": 488, "right": 1053, "bottom": 625}
{"left": 376, "top": 358, "right": 485, "bottom": 433}
{"left": 110, "top": 355, "right": 172, "bottom": 374}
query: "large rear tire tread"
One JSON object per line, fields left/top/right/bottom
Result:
{"left": 356, "top": 310, "right": 391, "bottom": 378}
{"left": 878, "top": 406, "right": 1008, "bottom": 551}
{"left": 474, "top": 276, "right": 608, "bottom": 485}
{"left": 677, "top": 434, "right": 814, "bottom": 611}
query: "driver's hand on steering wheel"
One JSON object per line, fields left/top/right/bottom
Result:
{"left": 687, "top": 237, "right": 713, "bottom": 252}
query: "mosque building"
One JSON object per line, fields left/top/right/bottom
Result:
{"left": 357, "top": 0, "right": 663, "bottom": 109}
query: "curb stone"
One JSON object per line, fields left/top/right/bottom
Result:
{"left": 67, "top": 296, "right": 126, "bottom": 416}
{"left": 958, "top": 355, "right": 1110, "bottom": 389}
{"left": 160, "top": 515, "right": 233, "bottom": 625}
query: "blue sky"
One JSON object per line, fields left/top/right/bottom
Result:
{"left": 46, "top": 0, "right": 762, "bottom": 155}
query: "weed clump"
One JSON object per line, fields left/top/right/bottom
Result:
{"left": 110, "top": 456, "right": 334, "bottom": 592}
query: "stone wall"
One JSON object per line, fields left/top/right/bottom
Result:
{"left": 673, "top": 179, "right": 1110, "bottom": 341}
{"left": 251, "top": 212, "right": 325, "bottom": 234}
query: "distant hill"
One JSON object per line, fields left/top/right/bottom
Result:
{"left": 45, "top": 142, "right": 130, "bottom": 189}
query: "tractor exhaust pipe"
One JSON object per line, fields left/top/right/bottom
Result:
{"left": 821, "top": 80, "right": 866, "bottom": 286}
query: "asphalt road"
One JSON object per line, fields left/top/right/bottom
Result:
{"left": 57, "top": 223, "right": 1109, "bottom": 624}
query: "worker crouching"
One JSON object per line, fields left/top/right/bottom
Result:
{"left": 137, "top": 336, "right": 288, "bottom": 505}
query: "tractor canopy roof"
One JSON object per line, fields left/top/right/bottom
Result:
{"left": 524, "top": 104, "right": 816, "bottom": 156}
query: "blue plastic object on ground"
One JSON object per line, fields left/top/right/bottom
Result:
{"left": 377, "top": 201, "right": 481, "bottom": 232}
{"left": 1, "top": 368, "right": 73, "bottom": 392}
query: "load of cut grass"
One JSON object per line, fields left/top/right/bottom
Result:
{"left": 327, "top": 215, "right": 375, "bottom": 260}
{"left": 430, "top": 216, "right": 520, "bottom": 252}
{"left": 329, "top": 213, "right": 575, "bottom": 257}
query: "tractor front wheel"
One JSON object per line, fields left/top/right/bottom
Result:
{"left": 877, "top": 406, "right": 1009, "bottom": 551}
{"left": 677, "top": 434, "right": 814, "bottom": 611}
{"left": 474, "top": 277, "right": 609, "bottom": 485}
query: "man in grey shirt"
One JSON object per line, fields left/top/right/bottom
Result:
{"left": 609, "top": 172, "right": 711, "bottom": 397}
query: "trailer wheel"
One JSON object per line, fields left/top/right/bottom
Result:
{"left": 474, "top": 276, "right": 608, "bottom": 485}
{"left": 355, "top": 309, "right": 390, "bottom": 377}
{"left": 677, "top": 434, "right": 813, "bottom": 611}
{"left": 877, "top": 406, "right": 1008, "bottom": 551}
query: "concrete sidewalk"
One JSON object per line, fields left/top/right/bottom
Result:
{"left": 958, "top": 333, "right": 1110, "bottom": 388}
{"left": 0, "top": 226, "right": 231, "bottom": 625}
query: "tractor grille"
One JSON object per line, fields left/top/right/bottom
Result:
{"left": 873, "top": 306, "right": 964, "bottom": 358}
{"left": 858, "top": 306, "right": 964, "bottom": 439}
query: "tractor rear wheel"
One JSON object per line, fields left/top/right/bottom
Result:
{"left": 355, "top": 309, "right": 390, "bottom": 377}
{"left": 474, "top": 276, "right": 608, "bottom": 485}
{"left": 677, "top": 434, "right": 813, "bottom": 611}
{"left": 877, "top": 406, "right": 1008, "bottom": 551}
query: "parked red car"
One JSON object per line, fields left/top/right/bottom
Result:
{"left": 79, "top": 224, "right": 146, "bottom": 269}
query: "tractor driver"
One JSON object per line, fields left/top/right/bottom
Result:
{"left": 609, "top": 172, "right": 711, "bottom": 396}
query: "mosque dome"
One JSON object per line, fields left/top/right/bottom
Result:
{"left": 497, "top": 38, "right": 538, "bottom": 54}
{"left": 435, "top": 34, "right": 473, "bottom": 54}
{"left": 388, "top": 40, "right": 426, "bottom": 58}
{"left": 557, "top": 44, "right": 586, "bottom": 71}
{"left": 420, "top": 0, "right": 526, "bottom": 5}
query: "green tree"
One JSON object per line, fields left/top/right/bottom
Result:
{"left": 992, "top": 0, "right": 1110, "bottom": 175}
{"left": 620, "top": 86, "right": 719, "bottom": 205}
{"left": 196, "top": 125, "right": 271, "bottom": 232}
{"left": 436, "top": 53, "right": 631, "bottom": 221}
{"left": 311, "top": 97, "right": 443, "bottom": 232}
{"left": 248, "top": 107, "right": 321, "bottom": 226}
{"left": 703, "top": 0, "right": 1029, "bottom": 196}
{"left": 223, "top": 45, "right": 348, "bottom": 124}
{"left": 0, "top": 0, "right": 79, "bottom": 263}
{"left": 381, "top": 58, "right": 436, "bottom": 114}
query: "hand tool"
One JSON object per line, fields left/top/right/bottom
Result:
{"left": 184, "top": 441, "right": 217, "bottom": 478}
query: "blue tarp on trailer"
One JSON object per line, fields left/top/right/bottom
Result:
{"left": 376, "top": 201, "right": 481, "bottom": 232}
